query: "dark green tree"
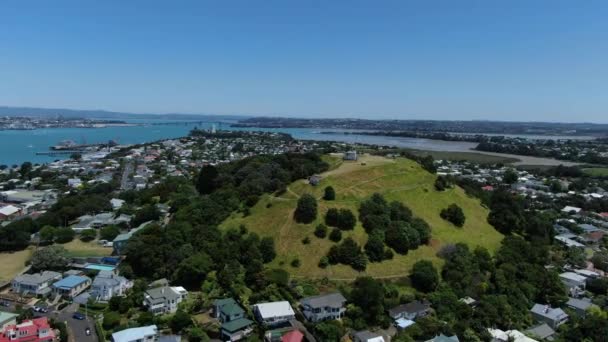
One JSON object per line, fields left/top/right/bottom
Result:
{"left": 440, "top": 204, "right": 466, "bottom": 227}
{"left": 294, "top": 194, "right": 317, "bottom": 223}
{"left": 259, "top": 237, "right": 277, "bottom": 263}
{"left": 411, "top": 260, "right": 439, "bottom": 292}
{"left": 323, "top": 186, "right": 336, "bottom": 200}
{"left": 196, "top": 164, "right": 219, "bottom": 195}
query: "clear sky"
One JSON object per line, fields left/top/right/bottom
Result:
{"left": 1, "top": 1, "right": 607, "bottom": 122}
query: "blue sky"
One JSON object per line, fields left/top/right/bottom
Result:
{"left": 1, "top": 1, "right": 607, "bottom": 122}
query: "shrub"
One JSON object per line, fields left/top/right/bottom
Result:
{"left": 302, "top": 236, "right": 311, "bottom": 244}
{"left": 79, "top": 229, "right": 97, "bottom": 242}
{"left": 291, "top": 258, "right": 301, "bottom": 268}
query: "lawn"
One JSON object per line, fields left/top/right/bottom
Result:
{"left": 583, "top": 167, "right": 608, "bottom": 177}
{"left": 61, "top": 239, "right": 113, "bottom": 257}
{"left": 221, "top": 155, "right": 503, "bottom": 280}
{"left": 0, "top": 248, "right": 33, "bottom": 283}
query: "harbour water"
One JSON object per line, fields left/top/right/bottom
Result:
{"left": 0, "top": 119, "right": 583, "bottom": 166}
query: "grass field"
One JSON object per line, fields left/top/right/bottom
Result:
{"left": 221, "top": 155, "right": 503, "bottom": 280}
{"left": 62, "top": 239, "right": 113, "bottom": 257}
{"left": 0, "top": 248, "right": 33, "bottom": 283}
{"left": 583, "top": 167, "right": 608, "bottom": 177}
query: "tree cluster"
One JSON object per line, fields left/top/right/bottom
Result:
{"left": 325, "top": 208, "right": 356, "bottom": 230}
{"left": 359, "top": 193, "right": 431, "bottom": 258}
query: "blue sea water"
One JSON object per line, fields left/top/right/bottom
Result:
{"left": 0, "top": 119, "right": 482, "bottom": 166}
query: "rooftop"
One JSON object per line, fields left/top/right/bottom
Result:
{"left": 300, "top": 292, "right": 346, "bottom": 309}
{"left": 253, "top": 301, "right": 295, "bottom": 319}
{"left": 53, "top": 275, "right": 90, "bottom": 289}
{"left": 112, "top": 325, "right": 158, "bottom": 342}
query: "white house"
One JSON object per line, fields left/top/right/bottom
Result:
{"left": 143, "top": 285, "right": 188, "bottom": 315}
{"left": 90, "top": 271, "right": 132, "bottom": 302}
{"left": 252, "top": 301, "right": 295, "bottom": 326}
{"left": 112, "top": 325, "right": 158, "bottom": 342}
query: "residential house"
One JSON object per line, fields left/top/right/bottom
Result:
{"left": 566, "top": 297, "right": 597, "bottom": 317}
{"left": 0, "top": 312, "right": 17, "bottom": 330}
{"left": 561, "top": 206, "right": 582, "bottom": 214}
{"left": 0, "top": 206, "right": 21, "bottom": 221}
{"left": 388, "top": 300, "right": 431, "bottom": 321}
{"left": 113, "top": 221, "right": 151, "bottom": 255}
{"left": 111, "top": 325, "right": 158, "bottom": 342}
{"left": 52, "top": 275, "right": 91, "bottom": 298}
{"left": 344, "top": 151, "right": 358, "bottom": 161}
{"left": 530, "top": 304, "right": 569, "bottom": 329}
{"left": 353, "top": 330, "right": 387, "bottom": 342}
{"left": 90, "top": 270, "right": 132, "bottom": 302}
{"left": 488, "top": 328, "right": 537, "bottom": 342}
{"left": 559, "top": 272, "right": 587, "bottom": 291}
{"left": 110, "top": 198, "right": 125, "bottom": 210}
{"left": 426, "top": 334, "right": 460, "bottom": 342}
{"left": 252, "top": 301, "right": 295, "bottom": 327}
{"left": 280, "top": 330, "right": 304, "bottom": 342}
{"left": 0, "top": 317, "right": 55, "bottom": 342}
{"left": 143, "top": 286, "right": 188, "bottom": 315}
{"left": 11, "top": 271, "right": 62, "bottom": 296}
{"left": 300, "top": 292, "right": 347, "bottom": 322}
{"left": 525, "top": 323, "right": 556, "bottom": 341}
{"left": 213, "top": 298, "right": 253, "bottom": 341}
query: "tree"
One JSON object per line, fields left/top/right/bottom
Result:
{"left": 30, "top": 246, "right": 68, "bottom": 271}
{"left": 434, "top": 176, "right": 453, "bottom": 191}
{"left": 173, "top": 253, "right": 213, "bottom": 290}
{"left": 100, "top": 225, "right": 121, "bottom": 241}
{"left": 329, "top": 228, "right": 342, "bottom": 242}
{"left": 350, "top": 277, "right": 385, "bottom": 324}
{"left": 503, "top": 169, "right": 518, "bottom": 184}
{"left": 131, "top": 204, "right": 161, "bottom": 227}
{"left": 260, "top": 237, "right": 276, "bottom": 263}
{"left": 365, "top": 233, "right": 386, "bottom": 262}
{"left": 323, "top": 186, "right": 336, "bottom": 200}
{"left": 188, "top": 327, "right": 210, "bottom": 342}
{"left": 79, "top": 229, "right": 97, "bottom": 242}
{"left": 70, "top": 153, "right": 82, "bottom": 161}
{"left": 170, "top": 309, "right": 193, "bottom": 333}
{"left": 54, "top": 227, "right": 75, "bottom": 243}
{"left": 197, "top": 164, "right": 219, "bottom": 195}
{"left": 102, "top": 311, "right": 121, "bottom": 330}
{"left": 411, "top": 260, "right": 439, "bottom": 292}
{"left": 294, "top": 194, "right": 317, "bottom": 223}
{"left": 440, "top": 204, "right": 466, "bottom": 227}
{"left": 39, "top": 225, "right": 56, "bottom": 243}
{"left": 325, "top": 208, "right": 339, "bottom": 227}
{"left": 314, "top": 224, "right": 328, "bottom": 238}
{"left": 411, "top": 217, "right": 431, "bottom": 244}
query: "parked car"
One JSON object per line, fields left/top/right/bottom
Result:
{"left": 33, "top": 306, "right": 48, "bottom": 313}
{"left": 72, "top": 312, "right": 85, "bottom": 320}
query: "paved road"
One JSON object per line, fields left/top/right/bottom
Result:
{"left": 120, "top": 161, "right": 133, "bottom": 190}
{"left": 57, "top": 303, "right": 98, "bottom": 342}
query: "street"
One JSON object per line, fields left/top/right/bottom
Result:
{"left": 57, "top": 303, "right": 98, "bottom": 342}
{"left": 120, "top": 161, "right": 133, "bottom": 190}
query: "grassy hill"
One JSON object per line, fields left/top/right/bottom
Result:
{"left": 221, "top": 154, "right": 503, "bottom": 280}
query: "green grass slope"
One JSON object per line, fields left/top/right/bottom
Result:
{"left": 221, "top": 155, "right": 503, "bottom": 280}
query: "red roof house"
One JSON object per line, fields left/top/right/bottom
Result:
{"left": 281, "top": 330, "right": 304, "bottom": 342}
{"left": 0, "top": 317, "right": 55, "bottom": 342}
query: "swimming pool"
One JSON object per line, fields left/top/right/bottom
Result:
{"left": 84, "top": 264, "right": 116, "bottom": 271}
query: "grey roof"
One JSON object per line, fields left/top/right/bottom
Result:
{"left": 566, "top": 297, "right": 594, "bottom": 311}
{"left": 525, "top": 323, "right": 555, "bottom": 339}
{"left": 145, "top": 286, "right": 180, "bottom": 304}
{"left": 388, "top": 301, "right": 431, "bottom": 317}
{"left": 301, "top": 292, "right": 346, "bottom": 309}
{"left": 13, "top": 271, "right": 61, "bottom": 286}
{"left": 92, "top": 271, "right": 127, "bottom": 288}
{"left": 426, "top": 334, "right": 460, "bottom": 342}
{"left": 354, "top": 330, "right": 383, "bottom": 341}
{"left": 530, "top": 304, "right": 568, "bottom": 321}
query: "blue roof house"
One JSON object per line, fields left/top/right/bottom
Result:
{"left": 52, "top": 275, "right": 91, "bottom": 298}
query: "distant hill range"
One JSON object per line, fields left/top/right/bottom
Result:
{"left": 0, "top": 106, "right": 249, "bottom": 121}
